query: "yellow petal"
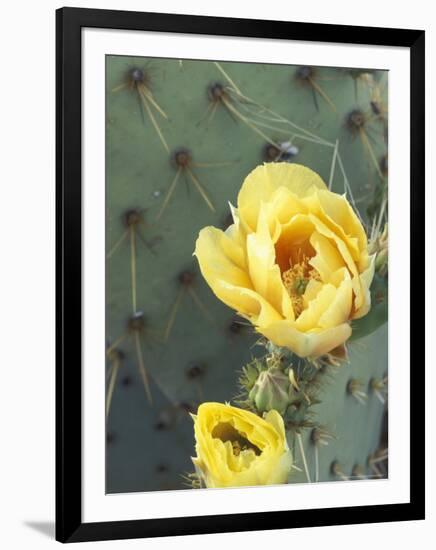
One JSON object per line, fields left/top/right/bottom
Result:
{"left": 259, "top": 321, "right": 352, "bottom": 358}
{"left": 309, "top": 231, "right": 345, "bottom": 282}
{"left": 226, "top": 203, "right": 246, "bottom": 246}
{"left": 238, "top": 163, "right": 327, "bottom": 232}
{"left": 214, "top": 281, "right": 284, "bottom": 327}
{"left": 303, "top": 279, "right": 324, "bottom": 305}
{"left": 195, "top": 226, "right": 249, "bottom": 285}
{"left": 266, "top": 187, "right": 308, "bottom": 226}
{"left": 308, "top": 213, "right": 365, "bottom": 312}
{"left": 303, "top": 191, "right": 363, "bottom": 261}
{"left": 352, "top": 253, "right": 376, "bottom": 319}
{"left": 195, "top": 224, "right": 284, "bottom": 326}
{"left": 267, "top": 450, "right": 293, "bottom": 484}
{"left": 295, "top": 284, "right": 337, "bottom": 332}
{"left": 246, "top": 206, "right": 294, "bottom": 320}
{"left": 194, "top": 226, "right": 254, "bottom": 314}
{"left": 318, "top": 270, "right": 353, "bottom": 329}
{"left": 264, "top": 409, "right": 287, "bottom": 444}
{"left": 316, "top": 189, "right": 368, "bottom": 254}
{"left": 245, "top": 187, "right": 307, "bottom": 238}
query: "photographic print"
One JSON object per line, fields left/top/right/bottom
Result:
{"left": 105, "top": 56, "right": 388, "bottom": 494}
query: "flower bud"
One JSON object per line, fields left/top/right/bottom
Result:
{"left": 375, "top": 248, "right": 388, "bottom": 277}
{"left": 249, "top": 368, "right": 293, "bottom": 415}
{"left": 369, "top": 223, "right": 388, "bottom": 277}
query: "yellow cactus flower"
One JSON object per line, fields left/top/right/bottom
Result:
{"left": 191, "top": 402, "right": 292, "bottom": 488}
{"left": 194, "top": 163, "right": 374, "bottom": 358}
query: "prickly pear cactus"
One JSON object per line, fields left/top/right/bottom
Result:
{"left": 106, "top": 56, "right": 388, "bottom": 492}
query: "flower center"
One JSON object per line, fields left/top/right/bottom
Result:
{"left": 211, "top": 422, "right": 261, "bottom": 456}
{"left": 282, "top": 255, "right": 320, "bottom": 317}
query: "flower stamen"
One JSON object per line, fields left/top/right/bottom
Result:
{"left": 282, "top": 255, "right": 320, "bottom": 317}
{"left": 212, "top": 422, "right": 261, "bottom": 457}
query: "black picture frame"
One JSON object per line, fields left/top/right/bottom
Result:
{"left": 56, "top": 6, "right": 425, "bottom": 543}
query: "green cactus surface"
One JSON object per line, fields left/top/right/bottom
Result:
{"left": 105, "top": 56, "right": 388, "bottom": 492}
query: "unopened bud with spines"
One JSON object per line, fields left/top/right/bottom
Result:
{"left": 248, "top": 368, "right": 295, "bottom": 415}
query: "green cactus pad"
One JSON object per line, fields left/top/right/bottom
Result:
{"left": 105, "top": 55, "right": 388, "bottom": 492}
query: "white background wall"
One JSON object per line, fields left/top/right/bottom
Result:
{"left": 0, "top": 0, "right": 433, "bottom": 548}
